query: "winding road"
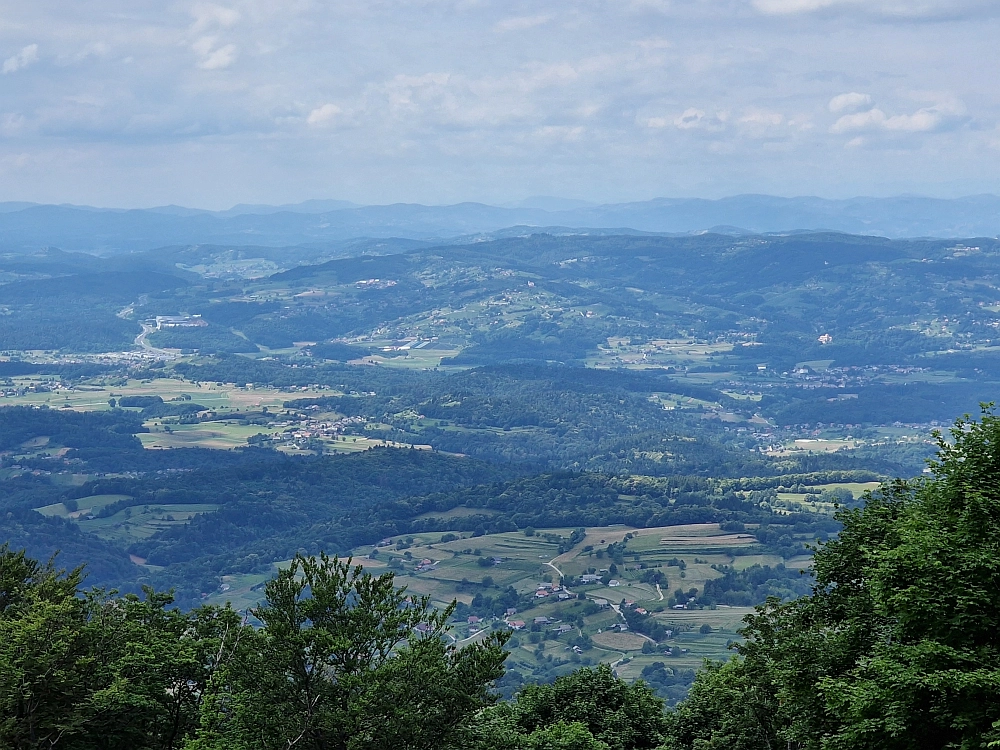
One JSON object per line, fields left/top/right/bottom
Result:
{"left": 134, "top": 323, "right": 177, "bottom": 359}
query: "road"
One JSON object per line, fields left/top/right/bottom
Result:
{"left": 134, "top": 323, "right": 177, "bottom": 359}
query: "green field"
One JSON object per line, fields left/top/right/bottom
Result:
{"left": 188, "top": 522, "right": 807, "bottom": 690}
{"left": 0, "top": 376, "right": 335, "bottom": 413}
{"left": 36, "top": 495, "right": 220, "bottom": 546}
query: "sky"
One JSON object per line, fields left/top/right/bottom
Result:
{"left": 0, "top": 0, "right": 998, "bottom": 208}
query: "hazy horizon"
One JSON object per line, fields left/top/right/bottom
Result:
{"left": 6, "top": 192, "right": 1000, "bottom": 215}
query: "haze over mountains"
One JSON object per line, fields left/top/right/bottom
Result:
{"left": 1, "top": 194, "right": 999, "bottom": 255}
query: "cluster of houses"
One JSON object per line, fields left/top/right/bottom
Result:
{"left": 578, "top": 572, "right": 622, "bottom": 587}
{"left": 533, "top": 582, "right": 573, "bottom": 601}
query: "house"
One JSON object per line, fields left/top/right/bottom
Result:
{"left": 592, "top": 598, "right": 610, "bottom": 609}
{"left": 467, "top": 616, "right": 481, "bottom": 625}
{"left": 608, "top": 580, "right": 621, "bottom": 587}
{"left": 534, "top": 590, "right": 550, "bottom": 598}
{"left": 553, "top": 624, "right": 574, "bottom": 634}
{"left": 580, "top": 574, "right": 601, "bottom": 584}
{"left": 508, "top": 620, "right": 526, "bottom": 630}
{"left": 634, "top": 607, "right": 647, "bottom": 615}
{"left": 533, "top": 616, "right": 551, "bottom": 625}
{"left": 557, "top": 592, "right": 572, "bottom": 600}
{"left": 505, "top": 608, "right": 517, "bottom": 616}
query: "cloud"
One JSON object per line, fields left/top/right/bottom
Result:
{"left": 751, "top": 0, "right": 1000, "bottom": 19}
{"left": 3, "top": 44, "right": 39, "bottom": 74}
{"left": 673, "top": 108, "right": 728, "bottom": 131}
{"left": 192, "top": 37, "right": 237, "bottom": 70}
{"left": 740, "top": 109, "right": 784, "bottom": 126}
{"left": 307, "top": 103, "right": 342, "bottom": 126}
{"left": 830, "top": 108, "right": 888, "bottom": 133}
{"left": 494, "top": 15, "right": 553, "bottom": 32}
{"left": 829, "top": 92, "right": 872, "bottom": 113}
{"left": 191, "top": 4, "right": 241, "bottom": 32}
{"left": 830, "top": 99, "right": 964, "bottom": 135}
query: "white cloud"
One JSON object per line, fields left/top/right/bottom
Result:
{"left": 494, "top": 15, "right": 553, "bottom": 32}
{"left": 753, "top": 0, "right": 841, "bottom": 14}
{"left": 673, "top": 108, "right": 728, "bottom": 131}
{"left": 307, "top": 103, "right": 342, "bottom": 126}
{"left": 830, "top": 108, "right": 887, "bottom": 133}
{"left": 191, "top": 4, "right": 241, "bottom": 32}
{"left": 829, "top": 92, "right": 872, "bottom": 113}
{"left": 192, "top": 37, "right": 237, "bottom": 70}
{"left": 751, "top": 0, "right": 1000, "bottom": 19}
{"left": 740, "top": 109, "right": 784, "bottom": 126}
{"left": 533, "top": 125, "right": 584, "bottom": 142}
{"left": 3, "top": 44, "right": 39, "bottom": 74}
{"left": 830, "top": 100, "right": 962, "bottom": 135}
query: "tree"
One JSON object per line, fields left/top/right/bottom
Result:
{"left": 188, "top": 553, "right": 508, "bottom": 750}
{"left": 469, "top": 664, "right": 668, "bottom": 750}
{"left": 0, "top": 545, "right": 240, "bottom": 750}
{"left": 664, "top": 408, "right": 1000, "bottom": 749}
{"left": 0, "top": 547, "right": 91, "bottom": 750}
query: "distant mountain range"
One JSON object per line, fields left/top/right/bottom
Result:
{"left": 1, "top": 194, "right": 998, "bottom": 254}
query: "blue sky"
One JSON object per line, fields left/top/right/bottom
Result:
{"left": 0, "top": 0, "right": 998, "bottom": 208}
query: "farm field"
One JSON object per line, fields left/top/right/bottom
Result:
{"left": 0, "top": 376, "right": 334, "bottom": 413}
{"left": 192, "top": 520, "right": 790, "bottom": 699}
{"left": 36, "top": 493, "right": 221, "bottom": 546}
{"left": 271, "top": 522, "right": 807, "bottom": 698}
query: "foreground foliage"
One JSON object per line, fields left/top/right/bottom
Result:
{"left": 666, "top": 409, "right": 1000, "bottom": 749}
{"left": 0, "top": 552, "right": 507, "bottom": 750}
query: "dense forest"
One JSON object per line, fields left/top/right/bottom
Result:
{"left": 3, "top": 411, "right": 1000, "bottom": 749}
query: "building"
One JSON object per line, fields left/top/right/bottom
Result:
{"left": 155, "top": 315, "right": 207, "bottom": 330}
